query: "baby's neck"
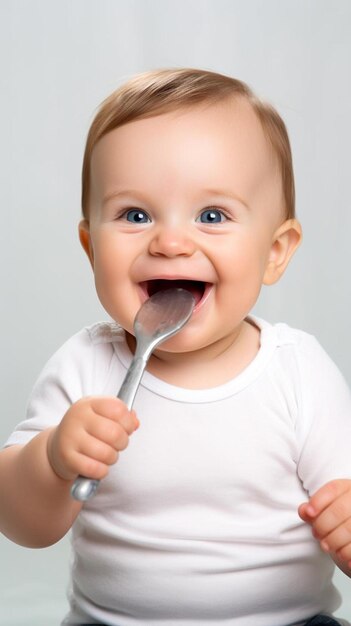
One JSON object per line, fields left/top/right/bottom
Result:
{"left": 140, "top": 318, "right": 261, "bottom": 390}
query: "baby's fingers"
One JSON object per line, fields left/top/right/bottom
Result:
{"left": 299, "top": 479, "right": 351, "bottom": 564}
{"left": 299, "top": 479, "right": 351, "bottom": 523}
{"left": 73, "top": 441, "right": 119, "bottom": 481}
{"left": 318, "top": 519, "right": 351, "bottom": 563}
{"left": 89, "top": 397, "right": 139, "bottom": 435}
{"left": 311, "top": 489, "right": 351, "bottom": 543}
{"left": 87, "top": 415, "right": 131, "bottom": 451}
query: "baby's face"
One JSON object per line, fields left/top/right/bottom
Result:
{"left": 81, "top": 99, "right": 296, "bottom": 354}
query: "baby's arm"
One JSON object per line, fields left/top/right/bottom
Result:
{"left": 0, "top": 397, "right": 139, "bottom": 548}
{"left": 299, "top": 478, "right": 351, "bottom": 577}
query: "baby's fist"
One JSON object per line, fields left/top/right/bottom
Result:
{"left": 47, "top": 396, "right": 139, "bottom": 482}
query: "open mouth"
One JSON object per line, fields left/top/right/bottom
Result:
{"left": 140, "top": 279, "right": 209, "bottom": 306}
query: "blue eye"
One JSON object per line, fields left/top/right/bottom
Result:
{"left": 125, "top": 209, "right": 150, "bottom": 223}
{"left": 197, "top": 208, "right": 226, "bottom": 224}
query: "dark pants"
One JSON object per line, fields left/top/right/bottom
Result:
{"left": 81, "top": 617, "right": 343, "bottom": 626}
{"left": 305, "top": 616, "right": 342, "bottom": 625}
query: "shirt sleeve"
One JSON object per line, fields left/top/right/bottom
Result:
{"left": 3, "top": 328, "right": 96, "bottom": 447}
{"left": 295, "top": 332, "right": 351, "bottom": 495}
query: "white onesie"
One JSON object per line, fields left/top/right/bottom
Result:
{"left": 5, "top": 317, "right": 351, "bottom": 626}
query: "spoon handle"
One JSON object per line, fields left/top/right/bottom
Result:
{"left": 117, "top": 356, "right": 148, "bottom": 410}
{"left": 71, "top": 356, "right": 147, "bottom": 502}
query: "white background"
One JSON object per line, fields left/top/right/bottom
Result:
{"left": 0, "top": 0, "right": 350, "bottom": 623}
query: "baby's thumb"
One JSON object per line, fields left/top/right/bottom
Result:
{"left": 298, "top": 501, "right": 315, "bottom": 524}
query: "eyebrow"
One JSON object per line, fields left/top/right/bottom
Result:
{"left": 202, "top": 188, "right": 250, "bottom": 210}
{"left": 102, "top": 188, "right": 249, "bottom": 210}
{"left": 102, "top": 190, "right": 145, "bottom": 206}
{"left": 102, "top": 189, "right": 137, "bottom": 202}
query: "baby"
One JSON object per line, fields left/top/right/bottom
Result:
{"left": 1, "top": 68, "right": 351, "bottom": 626}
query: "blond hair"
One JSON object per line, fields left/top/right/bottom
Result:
{"left": 82, "top": 68, "right": 295, "bottom": 219}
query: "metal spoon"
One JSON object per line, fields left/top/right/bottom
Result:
{"left": 71, "top": 288, "right": 195, "bottom": 501}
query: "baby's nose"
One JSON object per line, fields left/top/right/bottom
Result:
{"left": 148, "top": 227, "right": 196, "bottom": 257}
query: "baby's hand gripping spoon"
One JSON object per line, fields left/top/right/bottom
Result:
{"left": 71, "top": 288, "right": 195, "bottom": 502}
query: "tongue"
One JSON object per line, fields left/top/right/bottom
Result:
{"left": 148, "top": 280, "right": 204, "bottom": 304}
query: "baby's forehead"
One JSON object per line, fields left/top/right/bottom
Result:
{"left": 94, "top": 97, "right": 275, "bottom": 163}
{"left": 137, "top": 102, "right": 270, "bottom": 181}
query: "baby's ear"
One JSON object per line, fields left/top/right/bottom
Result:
{"left": 78, "top": 220, "right": 94, "bottom": 268}
{"left": 263, "top": 219, "right": 302, "bottom": 285}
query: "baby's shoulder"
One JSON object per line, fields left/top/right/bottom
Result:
{"left": 267, "top": 319, "right": 344, "bottom": 385}
{"left": 268, "top": 320, "right": 325, "bottom": 357}
{"left": 42, "top": 322, "right": 125, "bottom": 387}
